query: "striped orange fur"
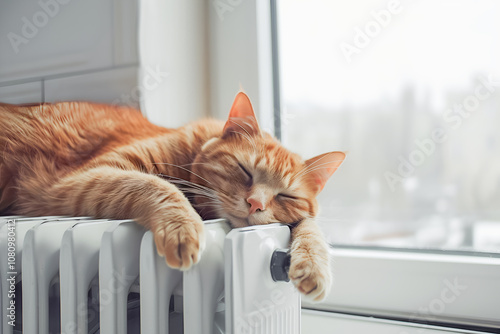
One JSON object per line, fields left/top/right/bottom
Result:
{"left": 0, "top": 93, "right": 345, "bottom": 301}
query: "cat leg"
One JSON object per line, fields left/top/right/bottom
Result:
{"left": 30, "top": 166, "right": 205, "bottom": 270}
{"left": 289, "top": 218, "right": 332, "bottom": 301}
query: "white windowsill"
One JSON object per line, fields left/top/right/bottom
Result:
{"left": 302, "top": 309, "right": 497, "bottom": 334}
{"left": 301, "top": 247, "right": 500, "bottom": 330}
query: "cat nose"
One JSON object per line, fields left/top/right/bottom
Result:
{"left": 247, "top": 197, "right": 265, "bottom": 214}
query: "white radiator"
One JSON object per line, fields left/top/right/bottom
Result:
{"left": 0, "top": 216, "right": 300, "bottom": 334}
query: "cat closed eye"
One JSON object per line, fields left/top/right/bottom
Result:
{"left": 277, "top": 193, "right": 299, "bottom": 200}
{"left": 238, "top": 163, "right": 253, "bottom": 179}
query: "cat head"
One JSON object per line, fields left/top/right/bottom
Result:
{"left": 191, "top": 92, "right": 345, "bottom": 227}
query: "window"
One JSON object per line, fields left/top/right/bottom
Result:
{"left": 276, "top": 0, "right": 500, "bottom": 253}
{"left": 273, "top": 0, "right": 500, "bottom": 332}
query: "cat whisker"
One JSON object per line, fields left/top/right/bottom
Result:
{"left": 295, "top": 153, "right": 342, "bottom": 178}
{"left": 229, "top": 118, "right": 253, "bottom": 138}
{"left": 298, "top": 159, "right": 344, "bottom": 176}
{"left": 152, "top": 162, "right": 214, "bottom": 186}
{"left": 185, "top": 191, "right": 219, "bottom": 199}
{"left": 296, "top": 154, "right": 331, "bottom": 179}
{"left": 187, "top": 193, "right": 220, "bottom": 202}
{"left": 229, "top": 119, "right": 258, "bottom": 152}
{"left": 178, "top": 188, "right": 220, "bottom": 201}
{"left": 194, "top": 202, "right": 222, "bottom": 207}
{"left": 156, "top": 174, "right": 210, "bottom": 192}
{"left": 168, "top": 178, "right": 213, "bottom": 191}
{"left": 241, "top": 120, "right": 256, "bottom": 132}
{"left": 197, "top": 206, "right": 221, "bottom": 218}
{"left": 155, "top": 174, "right": 213, "bottom": 196}
{"left": 172, "top": 161, "right": 212, "bottom": 167}
{"left": 157, "top": 172, "right": 232, "bottom": 198}
{"left": 230, "top": 130, "right": 257, "bottom": 153}
{"left": 298, "top": 165, "right": 341, "bottom": 179}
{"left": 168, "top": 180, "right": 222, "bottom": 200}
{"left": 296, "top": 160, "right": 344, "bottom": 178}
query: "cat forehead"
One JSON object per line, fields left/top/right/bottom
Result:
{"left": 235, "top": 148, "right": 303, "bottom": 186}
{"left": 233, "top": 142, "right": 301, "bottom": 166}
{"left": 202, "top": 135, "right": 304, "bottom": 175}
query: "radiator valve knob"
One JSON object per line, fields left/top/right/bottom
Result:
{"left": 270, "top": 248, "right": 291, "bottom": 282}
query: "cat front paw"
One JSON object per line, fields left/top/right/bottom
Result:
{"left": 152, "top": 213, "right": 205, "bottom": 271}
{"left": 289, "top": 250, "right": 332, "bottom": 302}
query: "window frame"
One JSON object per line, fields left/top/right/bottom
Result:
{"left": 302, "top": 247, "right": 500, "bottom": 331}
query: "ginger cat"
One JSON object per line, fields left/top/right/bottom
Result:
{"left": 0, "top": 93, "right": 345, "bottom": 301}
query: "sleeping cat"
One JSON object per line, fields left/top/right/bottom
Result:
{"left": 0, "top": 92, "right": 345, "bottom": 301}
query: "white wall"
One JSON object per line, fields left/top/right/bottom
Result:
{"left": 138, "top": 0, "right": 209, "bottom": 128}
{"left": 208, "top": 0, "right": 275, "bottom": 134}
{"left": 0, "top": 0, "right": 139, "bottom": 106}
{"left": 0, "top": 0, "right": 276, "bottom": 131}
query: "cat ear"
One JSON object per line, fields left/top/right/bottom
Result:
{"left": 303, "top": 151, "right": 346, "bottom": 194}
{"left": 222, "top": 92, "right": 261, "bottom": 138}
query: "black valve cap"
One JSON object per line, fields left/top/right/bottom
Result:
{"left": 270, "top": 248, "right": 291, "bottom": 282}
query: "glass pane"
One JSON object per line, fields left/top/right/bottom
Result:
{"left": 277, "top": 0, "right": 500, "bottom": 252}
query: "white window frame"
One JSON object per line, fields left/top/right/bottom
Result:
{"left": 207, "top": 1, "right": 500, "bottom": 332}
{"left": 303, "top": 247, "right": 500, "bottom": 331}
{"left": 140, "top": 0, "right": 275, "bottom": 133}
{"left": 207, "top": 0, "right": 275, "bottom": 135}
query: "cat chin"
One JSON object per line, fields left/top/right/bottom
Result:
{"left": 224, "top": 213, "right": 275, "bottom": 229}
{"left": 223, "top": 212, "right": 251, "bottom": 228}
